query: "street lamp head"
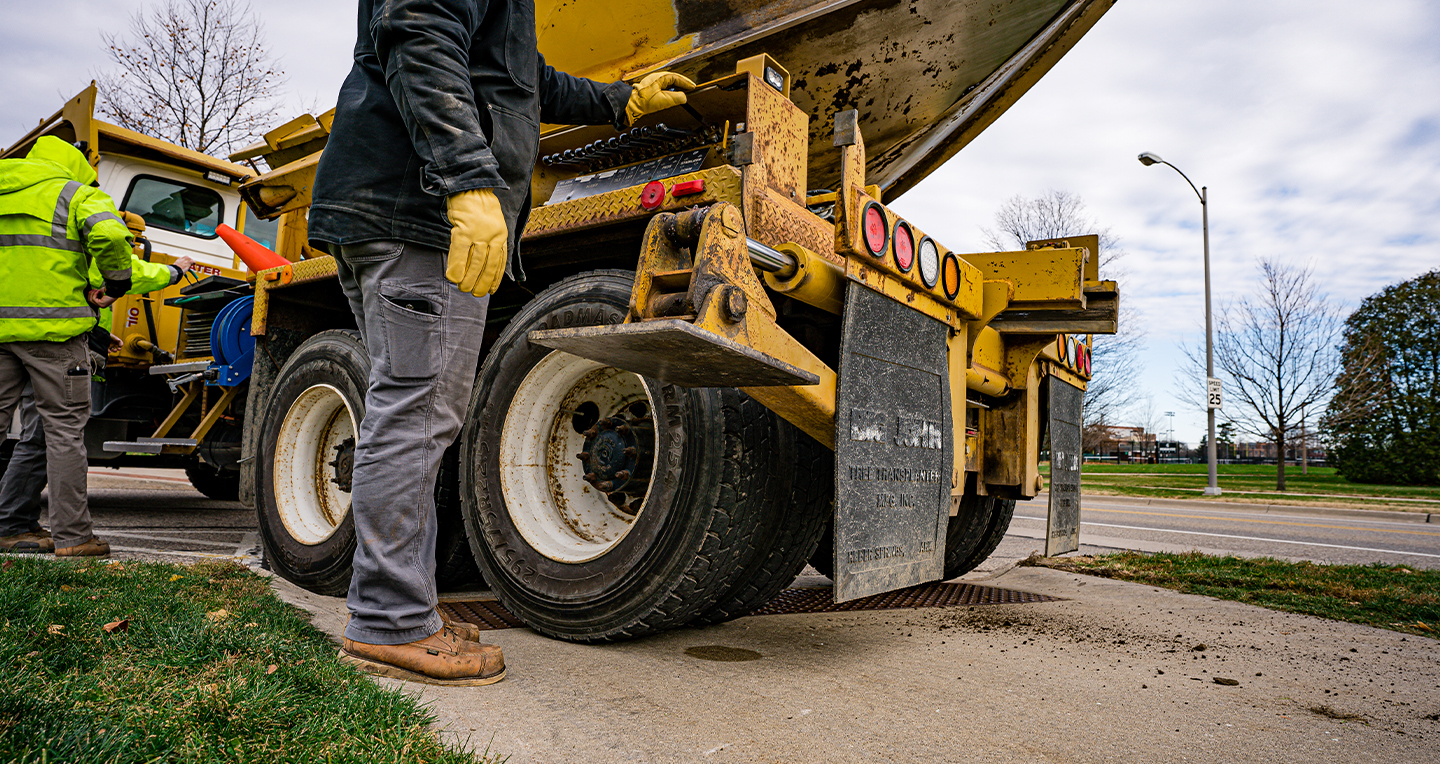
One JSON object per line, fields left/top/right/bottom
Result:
{"left": 1138, "top": 152, "right": 1164, "bottom": 167}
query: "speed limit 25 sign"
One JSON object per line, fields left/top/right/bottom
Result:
{"left": 1207, "top": 377, "right": 1223, "bottom": 410}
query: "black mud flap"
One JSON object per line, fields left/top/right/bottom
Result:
{"left": 833, "top": 284, "right": 952, "bottom": 602}
{"left": 1046, "top": 376, "right": 1083, "bottom": 556}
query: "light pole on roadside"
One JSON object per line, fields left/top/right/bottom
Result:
{"left": 1139, "top": 152, "right": 1221, "bottom": 496}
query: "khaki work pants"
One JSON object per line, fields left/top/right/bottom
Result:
{"left": 0, "top": 335, "right": 94, "bottom": 548}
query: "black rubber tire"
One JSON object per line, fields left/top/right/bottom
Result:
{"left": 809, "top": 520, "right": 835, "bottom": 579}
{"left": 434, "top": 445, "right": 484, "bottom": 591}
{"left": 808, "top": 494, "right": 1016, "bottom": 581}
{"left": 255, "top": 330, "right": 367, "bottom": 596}
{"left": 941, "top": 494, "right": 1016, "bottom": 579}
{"left": 254, "top": 329, "right": 480, "bottom": 596}
{"left": 691, "top": 426, "right": 833, "bottom": 624}
{"left": 459, "top": 270, "right": 772, "bottom": 642}
{"left": 185, "top": 460, "right": 240, "bottom": 501}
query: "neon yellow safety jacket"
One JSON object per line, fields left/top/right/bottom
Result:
{"left": 0, "top": 136, "right": 134, "bottom": 343}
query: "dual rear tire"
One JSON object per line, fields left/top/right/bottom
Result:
{"left": 458, "top": 271, "right": 830, "bottom": 641}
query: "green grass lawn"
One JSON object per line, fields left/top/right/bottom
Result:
{"left": 1040, "top": 463, "right": 1440, "bottom": 510}
{"left": 0, "top": 558, "right": 499, "bottom": 764}
{"left": 1026, "top": 551, "right": 1440, "bottom": 638}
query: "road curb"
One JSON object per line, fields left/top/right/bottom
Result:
{"left": 1074, "top": 492, "right": 1435, "bottom": 524}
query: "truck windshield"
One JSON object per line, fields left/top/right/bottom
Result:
{"left": 120, "top": 175, "right": 223, "bottom": 239}
{"left": 240, "top": 202, "right": 280, "bottom": 250}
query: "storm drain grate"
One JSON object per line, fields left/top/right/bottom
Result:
{"left": 748, "top": 582, "right": 1061, "bottom": 616}
{"left": 441, "top": 582, "right": 1059, "bottom": 632}
{"left": 440, "top": 599, "right": 528, "bottom": 631}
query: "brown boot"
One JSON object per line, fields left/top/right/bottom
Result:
{"left": 55, "top": 537, "right": 110, "bottom": 557}
{"left": 438, "top": 606, "right": 483, "bottom": 643}
{"left": 0, "top": 531, "right": 53, "bottom": 554}
{"left": 340, "top": 628, "right": 505, "bottom": 687}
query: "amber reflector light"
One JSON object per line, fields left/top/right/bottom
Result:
{"left": 941, "top": 253, "right": 961, "bottom": 299}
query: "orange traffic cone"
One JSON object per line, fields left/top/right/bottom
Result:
{"left": 217, "top": 224, "right": 289, "bottom": 272}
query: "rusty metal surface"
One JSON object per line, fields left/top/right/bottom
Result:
{"left": 442, "top": 582, "right": 1060, "bottom": 631}
{"left": 529, "top": 321, "right": 821, "bottom": 387}
{"left": 535, "top": 0, "right": 1116, "bottom": 200}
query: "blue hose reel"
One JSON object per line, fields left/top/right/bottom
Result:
{"left": 208, "top": 296, "right": 255, "bottom": 386}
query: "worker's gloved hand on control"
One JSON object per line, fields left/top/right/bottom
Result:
{"left": 445, "top": 188, "right": 508, "bottom": 297}
{"left": 625, "top": 71, "right": 697, "bottom": 126}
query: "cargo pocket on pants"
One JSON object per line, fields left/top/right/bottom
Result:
{"left": 379, "top": 284, "right": 443, "bottom": 379}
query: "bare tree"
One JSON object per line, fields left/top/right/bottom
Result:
{"left": 1178, "top": 259, "right": 1340, "bottom": 490}
{"left": 982, "top": 190, "right": 1146, "bottom": 445}
{"left": 96, "top": 0, "right": 285, "bottom": 156}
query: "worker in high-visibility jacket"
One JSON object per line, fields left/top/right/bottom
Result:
{"left": 0, "top": 222, "right": 193, "bottom": 554}
{"left": 0, "top": 135, "right": 135, "bottom": 558}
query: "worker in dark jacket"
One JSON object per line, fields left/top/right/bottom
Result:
{"left": 309, "top": 0, "right": 692, "bottom": 686}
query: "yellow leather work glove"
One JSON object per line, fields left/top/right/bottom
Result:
{"left": 625, "top": 71, "right": 697, "bottom": 126}
{"left": 445, "top": 188, "right": 508, "bottom": 297}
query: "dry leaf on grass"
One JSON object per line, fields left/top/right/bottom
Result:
{"left": 47, "top": 624, "right": 65, "bottom": 635}
{"left": 266, "top": 664, "right": 278, "bottom": 675}
{"left": 2, "top": 560, "right": 12, "bottom": 570}
{"left": 206, "top": 609, "right": 230, "bottom": 622}
{"left": 102, "top": 619, "right": 129, "bottom": 634}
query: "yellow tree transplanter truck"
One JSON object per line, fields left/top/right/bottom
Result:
{"left": 1, "top": 84, "right": 272, "bottom": 499}
{"left": 233, "top": 0, "right": 1120, "bottom": 641}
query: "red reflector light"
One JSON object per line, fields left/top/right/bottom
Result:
{"left": 640, "top": 180, "right": 665, "bottom": 210}
{"left": 893, "top": 222, "right": 914, "bottom": 272}
{"left": 862, "top": 202, "right": 888, "bottom": 256}
{"left": 941, "top": 253, "right": 961, "bottom": 300}
{"left": 672, "top": 179, "right": 705, "bottom": 197}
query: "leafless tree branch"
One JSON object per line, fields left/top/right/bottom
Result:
{"left": 95, "top": 0, "right": 285, "bottom": 156}
{"left": 1175, "top": 258, "right": 1341, "bottom": 489}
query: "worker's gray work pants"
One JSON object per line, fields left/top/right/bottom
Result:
{"left": 0, "top": 386, "right": 47, "bottom": 537}
{"left": 0, "top": 336, "right": 94, "bottom": 548}
{"left": 329, "top": 240, "right": 488, "bottom": 645}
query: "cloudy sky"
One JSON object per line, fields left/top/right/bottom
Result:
{"left": 5, "top": 0, "right": 1437, "bottom": 445}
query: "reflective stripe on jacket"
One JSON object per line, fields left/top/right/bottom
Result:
{"left": 0, "top": 136, "right": 134, "bottom": 343}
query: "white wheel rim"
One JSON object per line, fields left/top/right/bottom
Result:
{"left": 500, "top": 351, "right": 657, "bottom": 563}
{"left": 273, "top": 383, "right": 356, "bottom": 545}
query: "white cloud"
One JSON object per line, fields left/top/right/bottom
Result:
{"left": 894, "top": 0, "right": 1440, "bottom": 443}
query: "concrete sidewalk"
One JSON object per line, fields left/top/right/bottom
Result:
{"left": 271, "top": 563, "right": 1440, "bottom": 763}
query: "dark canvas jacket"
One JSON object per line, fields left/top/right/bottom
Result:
{"left": 309, "top": 0, "right": 630, "bottom": 279}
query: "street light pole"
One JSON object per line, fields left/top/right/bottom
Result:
{"left": 1139, "top": 152, "right": 1221, "bottom": 495}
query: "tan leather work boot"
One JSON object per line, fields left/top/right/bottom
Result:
{"left": 55, "top": 537, "right": 110, "bottom": 557}
{"left": 438, "top": 606, "right": 483, "bottom": 643}
{"left": 340, "top": 627, "right": 505, "bottom": 686}
{"left": 0, "top": 531, "right": 53, "bottom": 553}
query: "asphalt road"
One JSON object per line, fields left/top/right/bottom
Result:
{"left": 45, "top": 471, "right": 1440, "bottom": 575}
{"left": 1010, "top": 494, "right": 1440, "bottom": 570}
{"left": 81, "top": 468, "right": 256, "bottom": 564}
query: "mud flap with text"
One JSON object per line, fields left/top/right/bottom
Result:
{"left": 1046, "top": 376, "right": 1083, "bottom": 556}
{"left": 833, "top": 285, "right": 952, "bottom": 602}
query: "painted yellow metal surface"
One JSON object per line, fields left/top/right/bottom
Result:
{"left": 251, "top": 255, "right": 340, "bottom": 337}
{"left": 958, "top": 249, "right": 1087, "bottom": 311}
